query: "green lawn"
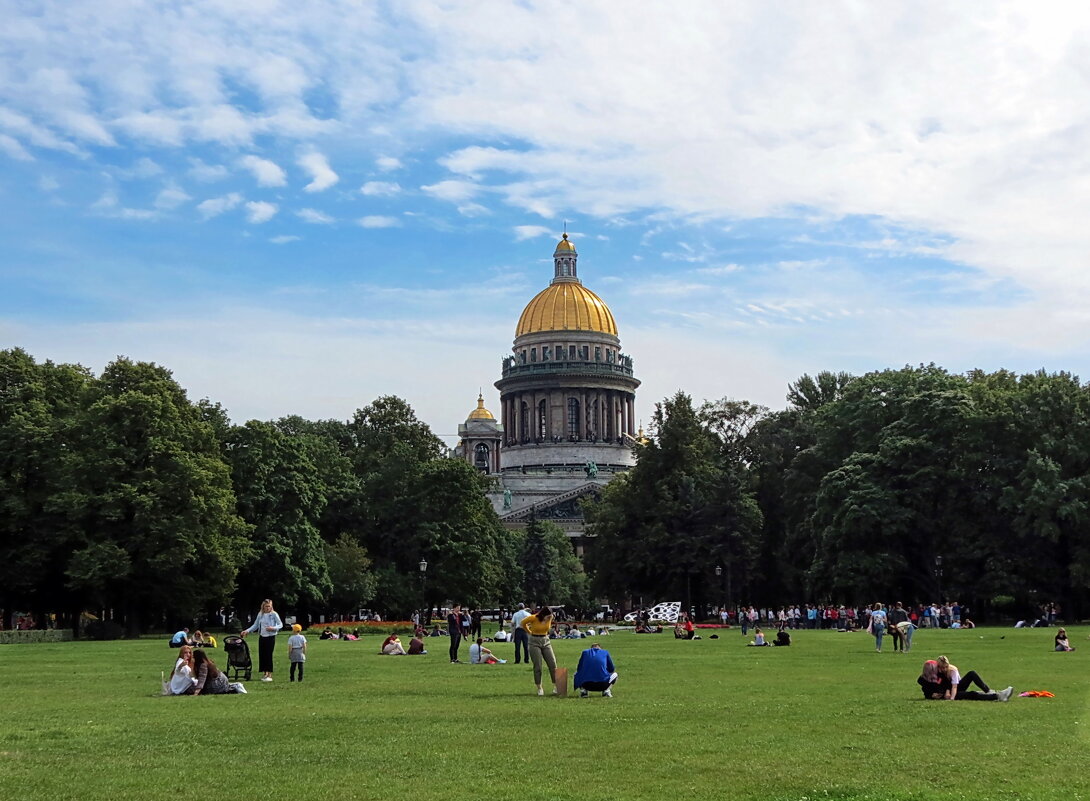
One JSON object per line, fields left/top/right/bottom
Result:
{"left": 1, "top": 626, "right": 1087, "bottom": 801}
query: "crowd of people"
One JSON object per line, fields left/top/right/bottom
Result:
{"left": 715, "top": 601, "right": 974, "bottom": 633}
{"left": 165, "top": 594, "right": 1078, "bottom": 703}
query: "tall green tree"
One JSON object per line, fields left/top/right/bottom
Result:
{"left": 0, "top": 349, "right": 90, "bottom": 628}
{"left": 59, "top": 358, "right": 251, "bottom": 632}
{"left": 586, "top": 392, "right": 762, "bottom": 613}
{"left": 227, "top": 420, "right": 333, "bottom": 612}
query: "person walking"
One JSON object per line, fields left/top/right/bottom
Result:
{"left": 869, "top": 603, "right": 887, "bottom": 653}
{"left": 521, "top": 604, "right": 559, "bottom": 696}
{"left": 511, "top": 602, "right": 531, "bottom": 665}
{"left": 241, "top": 598, "right": 283, "bottom": 682}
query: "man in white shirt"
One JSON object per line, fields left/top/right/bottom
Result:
{"left": 511, "top": 603, "right": 531, "bottom": 664}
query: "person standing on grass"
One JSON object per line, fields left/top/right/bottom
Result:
{"left": 511, "top": 602, "right": 531, "bottom": 665}
{"left": 287, "top": 624, "right": 307, "bottom": 682}
{"left": 521, "top": 604, "right": 559, "bottom": 696}
{"left": 447, "top": 605, "right": 465, "bottom": 663}
{"left": 574, "top": 643, "right": 617, "bottom": 698}
{"left": 241, "top": 598, "right": 283, "bottom": 682}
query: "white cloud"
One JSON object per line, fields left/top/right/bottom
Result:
{"left": 154, "top": 185, "right": 191, "bottom": 210}
{"left": 296, "top": 208, "right": 335, "bottom": 224}
{"left": 421, "top": 179, "right": 480, "bottom": 203}
{"left": 187, "top": 158, "right": 228, "bottom": 182}
{"left": 297, "top": 151, "right": 338, "bottom": 192}
{"left": 39, "top": 176, "right": 60, "bottom": 191}
{"left": 514, "top": 225, "right": 552, "bottom": 241}
{"left": 197, "top": 192, "right": 243, "bottom": 219}
{"left": 0, "top": 134, "right": 33, "bottom": 161}
{"left": 238, "top": 155, "right": 287, "bottom": 187}
{"left": 695, "top": 264, "right": 743, "bottom": 276}
{"left": 245, "top": 201, "right": 278, "bottom": 223}
{"left": 376, "top": 156, "right": 402, "bottom": 171}
{"left": 270, "top": 235, "right": 301, "bottom": 244}
{"left": 115, "top": 157, "right": 163, "bottom": 180}
{"left": 360, "top": 181, "right": 401, "bottom": 196}
{"left": 90, "top": 190, "right": 156, "bottom": 220}
{"left": 358, "top": 215, "right": 400, "bottom": 228}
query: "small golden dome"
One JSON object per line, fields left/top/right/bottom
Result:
{"left": 516, "top": 282, "right": 618, "bottom": 337}
{"left": 468, "top": 393, "right": 496, "bottom": 421}
{"left": 554, "top": 233, "right": 576, "bottom": 253}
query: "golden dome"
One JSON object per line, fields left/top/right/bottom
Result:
{"left": 554, "top": 233, "right": 576, "bottom": 253}
{"left": 467, "top": 393, "right": 495, "bottom": 421}
{"left": 516, "top": 282, "right": 618, "bottom": 337}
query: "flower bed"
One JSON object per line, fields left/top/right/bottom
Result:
{"left": 306, "top": 620, "right": 416, "bottom": 635}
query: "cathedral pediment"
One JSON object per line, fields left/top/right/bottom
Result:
{"left": 500, "top": 483, "right": 602, "bottom": 523}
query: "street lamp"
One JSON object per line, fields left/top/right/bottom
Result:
{"left": 418, "top": 559, "right": 428, "bottom": 624}
{"left": 935, "top": 555, "right": 943, "bottom": 603}
{"left": 715, "top": 565, "right": 723, "bottom": 622}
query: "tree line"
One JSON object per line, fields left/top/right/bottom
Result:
{"left": 0, "top": 349, "right": 589, "bottom": 634}
{"left": 587, "top": 365, "right": 1090, "bottom": 621}
{"left": 4, "top": 348, "right": 1088, "bottom": 631}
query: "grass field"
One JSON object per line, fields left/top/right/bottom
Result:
{"left": 1, "top": 626, "right": 1087, "bottom": 801}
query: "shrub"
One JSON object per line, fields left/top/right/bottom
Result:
{"left": 83, "top": 620, "right": 125, "bottom": 640}
{"left": 0, "top": 629, "right": 74, "bottom": 644}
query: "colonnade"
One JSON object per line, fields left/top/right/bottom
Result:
{"left": 501, "top": 388, "right": 636, "bottom": 445}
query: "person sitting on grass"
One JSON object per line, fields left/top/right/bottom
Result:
{"left": 747, "top": 627, "right": 769, "bottom": 646}
{"left": 917, "top": 659, "right": 946, "bottom": 699}
{"left": 381, "top": 634, "right": 407, "bottom": 655}
{"left": 169, "top": 645, "right": 197, "bottom": 695}
{"left": 192, "top": 650, "right": 230, "bottom": 695}
{"left": 169, "top": 628, "right": 192, "bottom": 648}
{"left": 772, "top": 629, "right": 791, "bottom": 646}
{"left": 1055, "top": 628, "right": 1076, "bottom": 652}
{"left": 469, "top": 637, "right": 505, "bottom": 664}
{"left": 407, "top": 635, "right": 427, "bottom": 655}
{"left": 934, "top": 655, "right": 1014, "bottom": 701}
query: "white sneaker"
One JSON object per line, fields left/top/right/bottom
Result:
{"left": 537, "top": 687, "right": 544, "bottom": 696}
{"left": 261, "top": 676, "right": 272, "bottom": 682}
{"left": 579, "top": 689, "right": 589, "bottom": 698}
{"left": 997, "top": 686, "right": 1014, "bottom": 702}
{"left": 551, "top": 688, "right": 558, "bottom": 695}
{"left": 603, "top": 688, "right": 613, "bottom": 698}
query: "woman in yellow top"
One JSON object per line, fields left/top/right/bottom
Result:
{"left": 520, "top": 605, "right": 558, "bottom": 695}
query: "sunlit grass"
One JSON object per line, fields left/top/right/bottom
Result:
{"left": 1, "top": 626, "right": 1087, "bottom": 800}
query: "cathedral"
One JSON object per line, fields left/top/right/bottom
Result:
{"left": 454, "top": 234, "right": 640, "bottom": 543}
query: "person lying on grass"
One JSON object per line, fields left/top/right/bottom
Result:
{"left": 926, "top": 656, "right": 1014, "bottom": 701}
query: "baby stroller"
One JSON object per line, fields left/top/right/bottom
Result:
{"left": 223, "top": 635, "right": 252, "bottom": 681}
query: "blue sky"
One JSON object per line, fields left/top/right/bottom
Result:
{"left": 4, "top": 1, "right": 1090, "bottom": 443}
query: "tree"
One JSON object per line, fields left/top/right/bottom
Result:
{"left": 0, "top": 349, "right": 91, "bottom": 628}
{"left": 324, "top": 534, "right": 377, "bottom": 619}
{"left": 59, "top": 358, "right": 251, "bottom": 632}
{"left": 586, "top": 392, "right": 762, "bottom": 614}
{"left": 227, "top": 420, "right": 333, "bottom": 613}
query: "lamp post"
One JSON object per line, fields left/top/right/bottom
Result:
{"left": 419, "top": 558, "right": 428, "bottom": 624}
{"left": 935, "top": 555, "right": 943, "bottom": 603}
{"left": 715, "top": 565, "right": 723, "bottom": 622}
